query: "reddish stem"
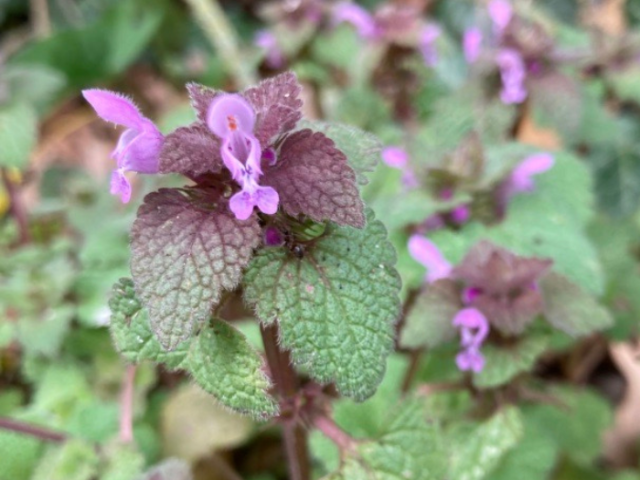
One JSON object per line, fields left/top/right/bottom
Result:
{"left": 0, "top": 417, "right": 66, "bottom": 443}
{"left": 260, "top": 323, "right": 311, "bottom": 480}
{"left": 1, "top": 168, "right": 30, "bottom": 244}
{"left": 314, "top": 415, "right": 357, "bottom": 454}
{"left": 119, "top": 364, "right": 137, "bottom": 443}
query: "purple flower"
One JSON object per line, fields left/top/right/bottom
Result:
{"left": 419, "top": 24, "right": 441, "bottom": 67}
{"left": 408, "top": 235, "right": 452, "bottom": 283}
{"left": 453, "top": 307, "right": 489, "bottom": 372}
{"left": 488, "top": 0, "right": 513, "bottom": 35}
{"left": 451, "top": 205, "right": 470, "bottom": 224}
{"left": 255, "top": 30, "right": 286, "bottom": 69}
{"left": 332, "top": 2, "right": 378, "bottom": 40}
{"left": 496, "top": 48, "right": 527, "bottom": 104}
{"left": 264, "top": 225, "right": 284, "bottom": 247}
{"left": 382, "top": 146, "right": 418, "bottom": 188}
{"left": 82, "top": 89, "right": 162, "bottom": 203}
{"left": 207, "top": 94, "right": 279, "bottom": 220}
{"left": 463, "top": 27, "right": 483, "bottom": 64}
{"left": 509, "top": 153, "right": 554, "bottom": 193}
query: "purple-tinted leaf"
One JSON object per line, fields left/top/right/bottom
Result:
{"left": 263, "top": 129, "right": 365, "bottom": 228}
{"left": 242, "top": 72, "right": 303, "bottom": 145}
{"left": 186, "top": 82, "right": 219, "bottom": 124}
{"left": 131, "top": 188, "right": 261, "bottom": 350}
{"left": 453, "top": 241, "right": 552, "bottom": 295}
{"left": 158, "top": 123, "right": 222, "bottom": 177}
{"left": 472, "top": 289, "right": 545, "bottom": 336}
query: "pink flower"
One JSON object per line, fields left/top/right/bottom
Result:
{"left": 254, "top": 30, "right": 286, "bottom": 69}
{"left": 496, "top": 48, "right": 527, "bottom": 104}
{"left": 463, "top": 27, "right": 483, "bottom": 64}
{"left": 332, "top": 2, "right": 379, "bottom": 39}
{"left": 488, "top": 0, "right": 513, "bottom": 36}
{"left": 82, "top": 89, "right": 163, "bottom": 203}
{"left": 207, "top": 94, "right": 279, "bottom": 220}
{"left": 419, "top": 24, "right": 441, "bottom": 67}
{"left": 453, "top": 307, "right": 489, "bottom": 372}
{"left": 382, "top": 146, "right": 418, "bottom": 188}
{"left": 509, "top": 153, "right": 555, "bottom": 193}
{"left": 408, "top": 235, "right": 452, "bottom": 283}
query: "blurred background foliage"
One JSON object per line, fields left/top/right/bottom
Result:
{"left": 1, "top": 0, "right": 640, "bottom": 479}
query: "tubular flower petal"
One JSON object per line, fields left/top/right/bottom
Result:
{"left": 408, "top": 235, "right": 452, "bottom": 283}
{"left": 463, "top": 27, "right": 483, "bottom": 64}
{"left": 497, "top": 48, "right": 527, "bottom": 104}
{"left": 453, "top": 307, "right": 489, "bottom": 373}
{"left": 207, "top": 94, "right": 280, "bottom": 219}
{"left": 488, "top": 0, "right": 513, "bottom": 35}
{"left": 82, "top": 89, "right": 162, "bottom": 203}
{"left": 332, "top": 2, "right": 379, "bottom": 39}
{"left": 419, "top": 24, "right": 441, "bottom": 66}
{"left": 255, "top": 30, "right": 286, "bottom": 69}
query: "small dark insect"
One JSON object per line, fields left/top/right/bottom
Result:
{"left": 290, "top": 244, "right": 305, "bottom": 259}
{"left": 282, "top": 229, "right": 305, "bottom": 259}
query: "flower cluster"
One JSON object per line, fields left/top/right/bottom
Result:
{"left": 408, "top": 237, "right": 553, "bottom": 372}
{"left": 82, "top": 72, "right": 365, "bottom": 229}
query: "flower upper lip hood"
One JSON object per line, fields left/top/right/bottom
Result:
{"left": 82, "top": 89, "right": 163, "bottom": 203}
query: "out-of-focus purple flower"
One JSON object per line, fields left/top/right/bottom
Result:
{"left": 510, "top": 153, "right": 554, "bottom": 193}
{"left": 207, "top": 94, "right": 279, "bottom": 220}
{"left": 462, "top": 286, "right": 483, "bottom": 304}
{"left": 82, "top": 89, "right": 163, "bottom": 203}
{"left": 488, "top": 0, "right": 513, "bottom": 35}
{"left": 419, "top": 24, "right": 441, "bottom": 67}
{"left": 254, "top": 30, "right": 286, "bottom": 69}
{"left": 332, "top": 1, "right": 378, "bottom": 39}
{"left": 500, "top": 152, "right": 554, "bottom": 207}
{"left": 382, "top": 146, "right": 408, "bottom": 168}
{"left": 451, "top": 205, "right": 470, "bottom": 224}
{"left": 408, "top": 235, "right": 452, "bottom": 283}
{"left": 497, "top": 48, "right": 527, "bottom": 104}
{"left": 463, "top": 27, "right": 483, "bottom": 64}
{"left": 382, "top": 146, "right": 418, "bottom": 188}
{"left": 453, "top": 307, "right": 489, "bottom": 372}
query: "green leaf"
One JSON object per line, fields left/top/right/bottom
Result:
{"left": 244, "top": 210, "right": 401, "bottom": 401}
{"left": 607, "top": 65, "right": 640, "bottom": 105}
{"left": 449, "top": 407, "right": 524, "bottom": 480}
{"left": 100, "top": 443, "right": 145, "bottom": 480}
{"left": 131, "top": 189, "right": 261, "bottom": 350}
{"left": 323, "top": 399, "right": 447, "bottom": 480}
{"left": 110, "top": 280, "right": 277, "bottom": 418}
{"left": 0, "top": 429, "right": 43, "bottom": 480}
{"left": 473, "top": 334, "right": 549, "bottom": 389}
{"left": 109, "top": 278, "right": 190, "bottom": 370}
{"left": 138, "top": 459, "right": 193, "bottom": 480}
{"left": 31, "top": 440, "right": 99, "bottom": 480}
{"left": 298, "top": 120, "right": 382, "bottom": 186}
{"left": 540, "top": 272, "right": 613, "bottom": 336}
{"left": 399, "top": 280, "right": 459, "bottom": 350}
{"left": 187, "top": 321, "right": 278, "bottom": 419}
{"left": 0, "top": 102, "right": 37, "bottom": 169}
{"left": 523, "top": 386, "right": 612, "bottom": 464}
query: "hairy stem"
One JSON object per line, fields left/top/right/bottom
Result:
{"left": 2, "top": 168, "right": 30, "bottom": 245}
{"left": 260, "top": 323, "right": 311, "bottom": 480}
{"left": 119, "top": 364, "right": 137, "bottom": 443}
{"left": 183, "top": 0, "right": 255, "bottom": 89}
{"left": 0, "top": 417, "right": 66, "bottom": 443}
{"left": 401, "top": 350, "right": 422, "bottom": 393}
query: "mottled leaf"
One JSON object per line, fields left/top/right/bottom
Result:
{"left": 131, "top": 188, "right": 261, "bottom": 350}
{"left": 399, "top": 280, "right": 460, "bottom": 350}
{"left": 186, "top": 82, "right": 218, "bottom": 123}
{"left": 158, "top": 123, "right": 222, "bottom": 177}
{"left": 244, "top": 210, "right": 401, "bottom": 400}
{"left": 540, "top": 272, "right": 613, "bottom": 336}
{"left": 473, "top": 334, "right": 549, "bottom": 389}
{"left": 297, "top": 120, "right": 382, "bottom": 186}
{"left": 109, "top": 278, "right": 190, "bottom": 369}
{"left": 243, "top": 71, "right": 303, "bottom": 145}
{"left": 323, "top": 399, "right": 446, "bottom": 480}
{"left": 449, "top": 407, "right": 524, "bottom": 480}
{"left": 187, "top": 320, "right": 278, "bottom": 419}
{"left": 264, "top": 129, "right": 365, "bottom": 227}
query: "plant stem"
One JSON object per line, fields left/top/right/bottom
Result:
{"left": 119, "top": 364, "right": 137, "bottom": 444}
{"left": 260, "top": 323, "right": 311, "bottom": 480}
{"left": 313, "top": 415, "right": 357, "bottom": 454}
{"left": 2, "top": 168, "right": 30, "bottom": 245}
{"left": 183, "top": 0, "right": 255, "bottom": 89}
{"left": 0, "top": 417, "right": 66, "bottom": 443}
{"left": 401, "top": 350, "right": 422, "bottom": 393}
